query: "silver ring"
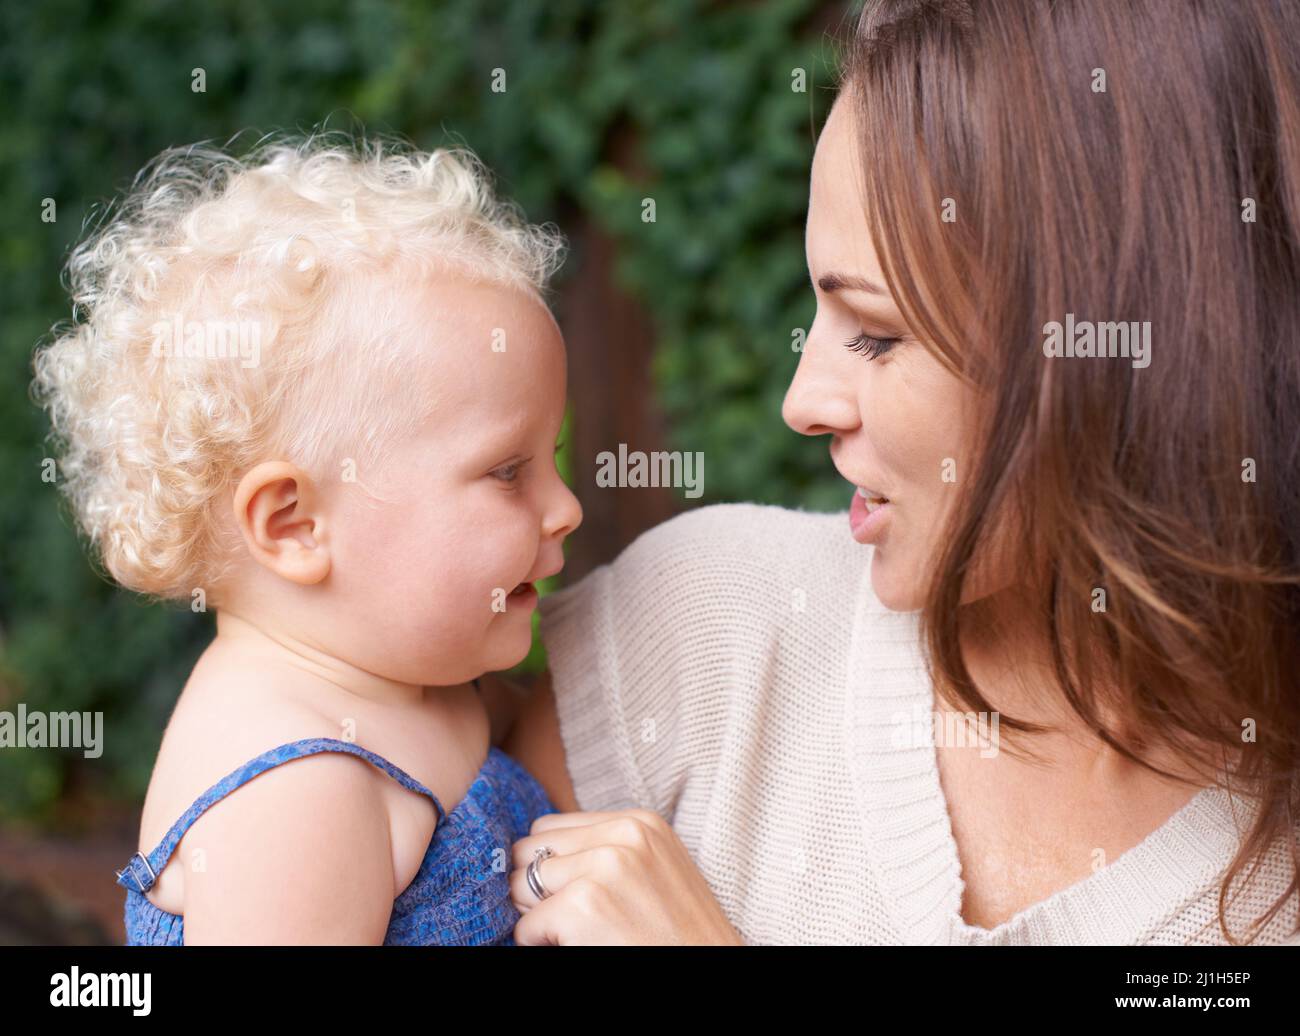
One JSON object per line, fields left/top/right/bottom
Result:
{"left": 526, "top": 845, "right": 554, "bottom": 902}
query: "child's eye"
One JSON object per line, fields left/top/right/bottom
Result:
{"left": 843, "top": 332, "right": 899, "bottom": 360}
{"left": 491, "top": 457, "right": 532, "bottom": 484}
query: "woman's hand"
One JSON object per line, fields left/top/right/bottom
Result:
{"left": 509, "top": 808, "right": 745, "bottom": 945}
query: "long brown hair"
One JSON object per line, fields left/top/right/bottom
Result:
{"left": 843, "top": 0, "right": 1300, "bottom": 942}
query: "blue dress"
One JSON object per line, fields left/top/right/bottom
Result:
{"left": 114, "top": 729, "right": 556, "bottom": 945}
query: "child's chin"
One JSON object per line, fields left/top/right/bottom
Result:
{"left": 487, "top": 629, "right": 534, "bottom": 671}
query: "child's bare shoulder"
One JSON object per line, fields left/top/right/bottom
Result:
{"left": 170, "top": 714, "right": 397, "bottom": 944}
{"left": 145, "top": 666, "right": 352, "bottom": 825}
{"left": 136, "top": 664, "right": 400, "bottom": 925}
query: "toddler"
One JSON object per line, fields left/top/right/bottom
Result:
{"left": 32, "top": 134, "right": 583, "bottom": 944}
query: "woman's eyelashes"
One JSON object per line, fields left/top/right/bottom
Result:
{"left": 843, "top": 332, "right": 899, "bottom": 360}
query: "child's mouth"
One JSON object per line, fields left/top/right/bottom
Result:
{"left": 509, "top": 581, "right": 534, "bottom": 597}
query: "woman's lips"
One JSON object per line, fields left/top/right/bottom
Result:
{"left": 849, "top": 487, "right": 892, "bottom": 544}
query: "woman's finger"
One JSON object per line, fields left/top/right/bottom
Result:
{"left": 513, "top": 884, "right": 576, "bottom": 945}
{"left": 528, "top": 807, "right": 662, "bottom": 834}
{"left": 509, "top": 820, "right": 603, "bottom": 879}
{"left": 509, "top": 842, "right": 582, "bottom": 913}
{"left": 513, "top": 876, "right": 621, "bottom": 946}
{"left": 511, "top": 810, "right": 664, "bottom": 874}
{"left": 509, "top": 840, "right": 641, "bottom": 915}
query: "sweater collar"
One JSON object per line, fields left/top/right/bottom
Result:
{"left": 844, "top": 556, "right": 1247, "bottom": 945}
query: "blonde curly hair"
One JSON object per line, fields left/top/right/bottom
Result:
{"left": 32, "top": 133, "right": 566, "bottom": 600}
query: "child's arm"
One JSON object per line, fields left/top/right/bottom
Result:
{"left": 180, "top": 751, "right": 399, "bottom": 944}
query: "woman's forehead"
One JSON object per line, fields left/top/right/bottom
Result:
{"left": 808, "top": 97, "right": 882, "bottom": 280}
{"left": 811, "top": 95, "right": 859, "bottom": 199}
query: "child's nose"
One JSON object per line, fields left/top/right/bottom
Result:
{"left": 546, "top": 480, "right": 583, "bottom": 540}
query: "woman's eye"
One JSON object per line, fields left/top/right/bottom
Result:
{"left": 843, "top": 332, "right": 899, "bottom": 360}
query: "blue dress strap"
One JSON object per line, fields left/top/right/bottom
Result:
{"left": 115, "top": 737, "right": 444, "bottom": 894}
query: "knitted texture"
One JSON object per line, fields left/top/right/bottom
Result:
{"left": 538, "top": 502, "right": 1299, "bottom": 945}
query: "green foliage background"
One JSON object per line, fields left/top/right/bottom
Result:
{"left": 0, "top": 0, "right": 849, "bottom": 824}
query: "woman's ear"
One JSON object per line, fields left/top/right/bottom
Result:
{"left": 232, "top": 461, "right": 331, "bottom": 585}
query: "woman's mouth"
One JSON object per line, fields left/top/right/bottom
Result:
{"left": 849, "top": 486, "right": 892, "bottom": 544}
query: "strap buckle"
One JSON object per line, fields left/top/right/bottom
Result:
{"left": 115, "top": 850, "right": 158, "bottom": 892}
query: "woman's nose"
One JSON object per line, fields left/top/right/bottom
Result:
{"left": 782, "top": 336, "right": 860, "bottom": 437}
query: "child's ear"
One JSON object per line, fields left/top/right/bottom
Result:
{"left": 233, "top": 461, "right": 330, "bottom": 585}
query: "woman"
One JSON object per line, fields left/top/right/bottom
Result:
{"left": 500, "top": 0, "right": 1300, "bottom": 944}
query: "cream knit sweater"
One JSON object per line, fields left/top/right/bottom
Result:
{"left": 538, "top": 502, "right": 1300, "bottom": 945}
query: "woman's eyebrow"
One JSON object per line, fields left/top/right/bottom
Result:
{"left": 817, "top": 271, "right": 889, "bottom": 296}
